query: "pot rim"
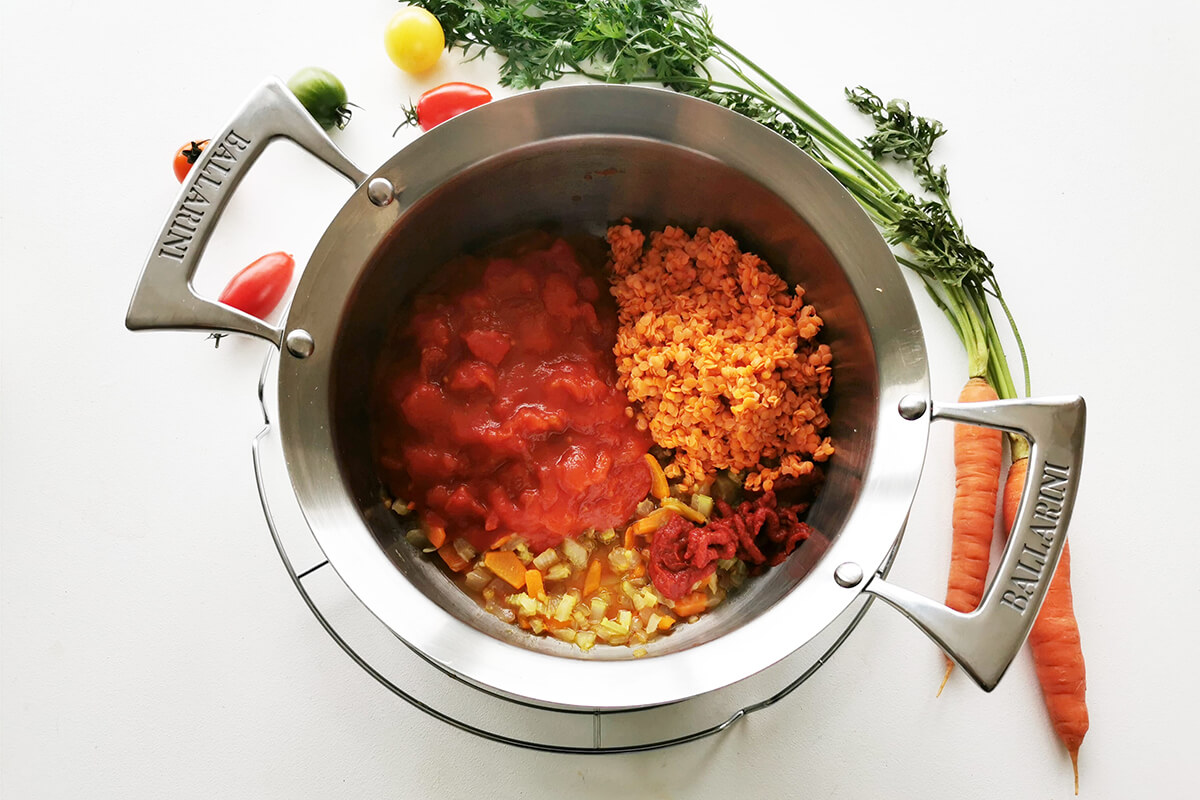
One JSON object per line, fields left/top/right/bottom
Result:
{"left": 277, "top": 84, "right": 930, "bottom": 710}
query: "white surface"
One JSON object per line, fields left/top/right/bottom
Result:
{"left": 2, "top": 0, "right": 1197, "bottom": 797}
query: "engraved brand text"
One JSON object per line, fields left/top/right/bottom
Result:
{"left": 1000, "top": 462, "right": 1071, "bottom": 613}
{"left": 156, "top": 130, "right": 252, "bottom": 261}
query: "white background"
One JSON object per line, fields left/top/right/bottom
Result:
{"left": 3, "top": 1, "right": 1198, "bottom": 797}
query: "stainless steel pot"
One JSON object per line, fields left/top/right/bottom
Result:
{"left": 127, "top": 78, "right": 1085, "bottom": 712}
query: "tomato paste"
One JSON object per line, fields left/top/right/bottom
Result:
{"left": 373, "top": 238, "right": 652, "bottom": 552}
{"left": 648, "top": 491, "right": 815, "bottom": 599}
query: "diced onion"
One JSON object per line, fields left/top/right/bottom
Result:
{"left": 507, "top": 592, "right": 538, "bottom": 617}
{"left": 533, "top": 548, "right": 559, "bottom": 571}
{"left": 608, "top": 547, "right": 633, "bottom": 572}
{"left": 590, "top": 597, "right": 608, "bottom": 622}
{"left": 562, "top": 537, "right": 588, "bottom": 568}
{"left": 554, "top": 593, "right": 578, "bottom": 622}
{"left": 453, "top": 538, "right": 477, "bottom": 563}
{"left": 464, "top": 569, "right": 491, "bottom": 593}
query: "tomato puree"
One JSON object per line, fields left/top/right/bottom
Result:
{"left": 373, "top": 238, "right": 652, "bottom": 552}
{"left": 648, "top": 491, "right": 815, "bottom": 599}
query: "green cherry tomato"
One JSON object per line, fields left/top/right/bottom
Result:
{"left": 287, "top": 67, "right": 351, "bottom": 130}
{"left": 384, "top": 7, "right": 445, "bottom": 74}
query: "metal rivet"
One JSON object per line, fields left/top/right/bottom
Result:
{"left": 898, "top": 394, "right": 928, "bottom": 420}
{"left": 285, "top": 329, "right": 314, "bottom": 359}
{"left": 367, "top": 177, "right": 395, "bottom": 206}
{"left": 834, "top": 562, "right": 864, "bottom": 588}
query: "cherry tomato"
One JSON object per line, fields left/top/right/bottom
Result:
{"left": 287, "top": 67, "right": 351, "bottom": 130}
{"left": 173, "top": 140, "right": 209, "bottom": 182}
{"left": 217, "top": 252, "right": 295, "bottom": 319}
{"left": 384, "top": 7, "right": 445, "bottom": 74}
{"left": 407, "top": 82, "right": 493, "bottom": 131}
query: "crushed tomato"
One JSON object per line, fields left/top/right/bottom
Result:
{"left": 373, "top": 238, "right": 652, "bottom": 552}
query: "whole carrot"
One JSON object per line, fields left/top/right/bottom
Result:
{"left": 1003, "top": 456, "right": 1088, "bottom": 794}
{"left": 938, "top": 376, "right": 1003, "bottom": 694}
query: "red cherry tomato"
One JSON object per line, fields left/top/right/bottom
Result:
{"left": 217, "top": 252, "right": 295, "bottom": 319}
{"left": 173, "top": 140, "right": 209, "bottom": 182}
{"left": 409, "top": 82, "right": 493, "bottom": 131}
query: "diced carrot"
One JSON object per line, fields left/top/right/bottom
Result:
{"left": 438, "top": 542, "right": 471, "bottom": 572}
{"left": 627, "top": 508, "right": 674, "bottom": 539}
{"left": 658, "top": 616, "right": 675, "bottom": 630}
{"left": 661, "top": 496, "right": 706, "bottom": 524}
{"left": 490, "top": 534, "right": 513, "bottom": 550}
{"left": 631, "top": 564, "right": 645, "bottom": 578}
{"left": 624, "top": 526, "right": 636, "bottom": 549}
{"left": 518, "top": 618, "right": 531, "bottom": 630}
{"left": 644, "top": 453, "right": 670, "bottom": 500}
{"left": 485, "top": 550, "right": 527, "bottom": 590}
{"left": 673, "top": 592, "right": 708, "bottom": 617}
{"left": 525, "top": 568, "right": 545, "bottom": 600}
{"left": 426, "top": 525, "right": 447, "bottom": 549}
{"left": 584, "top": 559, "right": 602, "bottom": 596}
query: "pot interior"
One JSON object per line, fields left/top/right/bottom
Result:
{"left": 329, "top": 135, "right": 878, "bottom": 660}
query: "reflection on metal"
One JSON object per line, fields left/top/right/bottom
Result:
{"left": 834, "top": 562, "right": 864, "bottom": 588}
{"left": 367, "top": 177, "right": 396, "bottom": 206}
{"left": 284, "top": 329, "right": 315, "bottom": 359}
{"left": 898, "top": 394, "right": 928, "bottom": 420}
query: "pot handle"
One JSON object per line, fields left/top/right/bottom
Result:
{"left": 863, "top": 394, "right": 1086, "bottom": 691}
{"left": 125, "top": 77, "right": 368, "bottom": 346}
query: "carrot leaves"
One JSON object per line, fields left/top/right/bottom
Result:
{"left": 407, "top": 0, "right": 1029, "bottom": 398}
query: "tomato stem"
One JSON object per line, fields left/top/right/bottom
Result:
{"left": 394, "top": 102, "right": 421, "bottom": 136}
{"left": 184, "top": 141, "right": 205, "bottom": 164}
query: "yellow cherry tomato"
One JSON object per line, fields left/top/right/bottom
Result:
{"left": 384, "top": 7, "right": 445, "bottom": 74}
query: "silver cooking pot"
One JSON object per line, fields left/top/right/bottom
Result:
{"left": 127, "top": 79, "right": 1085, "bottom": 712}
